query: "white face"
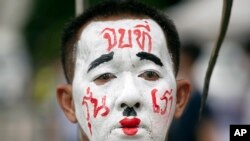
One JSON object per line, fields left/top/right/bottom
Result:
{"left": 72, "top": 19, "right": 177, "bottom": 141}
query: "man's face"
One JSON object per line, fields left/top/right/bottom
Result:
{"left": 72, "top": 18, "right": 176, "bottom": 141}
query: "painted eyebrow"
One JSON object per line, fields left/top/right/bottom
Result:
{"left": 136, "top": 52, "right": 163, "bottom": 67}
{"left": 87, "top": 51, "right": 114, "bottom": 73}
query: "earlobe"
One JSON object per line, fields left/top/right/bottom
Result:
{"left": 174, "top": 79, "right": 191, "bottom": 118}
{"left": 56, "top": 84, "right": 77, "bottom": 123}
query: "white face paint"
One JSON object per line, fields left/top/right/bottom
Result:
{"left": 72, "top": 19, "right": 177, "bottom": 141}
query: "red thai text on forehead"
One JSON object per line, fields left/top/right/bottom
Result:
{"left": 101, "top": 21, "right": 152, "bottom": 53}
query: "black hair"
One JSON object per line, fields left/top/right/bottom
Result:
{"left": 61, "top": 0, "right": 180, "bottom": 83}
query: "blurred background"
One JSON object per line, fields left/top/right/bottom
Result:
{"left": 0, "top": 0, "right": 249, "bottom": 141}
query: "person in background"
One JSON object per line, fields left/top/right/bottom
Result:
{"left": 168, "top": 41, "right": 215, "bottom": 141}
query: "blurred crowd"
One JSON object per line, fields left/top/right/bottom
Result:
{"left": 0, "top": 0, "right": 249, "bottom": 141}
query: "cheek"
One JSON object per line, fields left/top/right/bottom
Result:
{"left": 147, "top": 87, "right": 176, "bottom": 138}
{"left": 150, "top": 88, "right": 174, "bottom": 116}
{"left": 149, "top": 87, "right": 175, "bottom": 129}
{"left": 140, "top": 79, "right": 176, "bottom": 129}
{"left": 139, "top": 79, "right": 176, "bottom": 116}
{"left": 80, "top": 86, "right": 111, "bottom": 136}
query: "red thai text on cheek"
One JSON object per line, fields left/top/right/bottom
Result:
{"left": 82, "top": 87, "right": 110, "bottom": 136}
{"left": 151, "top": 89, "right": 173, "bottom": 116}
{"left": 101, "top": 21, "right": 152, "bottom": 52}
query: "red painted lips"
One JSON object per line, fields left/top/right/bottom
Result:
{"left": 119, "top": 117, "right": 141, "bottom": 136}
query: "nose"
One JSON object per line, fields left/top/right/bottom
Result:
{"left": 123, "top": 106, "right": 137, "bottom": 116}
{"left": 115, "top": 72, "right": 142, "bottom": 112}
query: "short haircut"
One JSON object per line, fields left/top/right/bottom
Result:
{"left": 61, "top": 0, "right": 180, "bottom": 84}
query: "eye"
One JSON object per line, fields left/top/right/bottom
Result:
{"left": 94, "top": 73, "right": 117, "bottom": 85}
{"left": 138, "top": 71, "right": 160, "bottom": 81}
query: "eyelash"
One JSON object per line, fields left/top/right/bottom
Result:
{"left": 94, "top": 73, "right": 117, "bottom": 85}
{"left": 138, "top": 70, "right": 160, "bottom": 81}
{"left": 93, "top": 70, "right": 160, "bottom": 85}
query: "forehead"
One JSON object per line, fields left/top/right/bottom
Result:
{"left": 76, "top": 18, "right": 170, "bottom": 62}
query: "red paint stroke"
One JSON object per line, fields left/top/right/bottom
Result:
{"left": 160, "top": 89, "right": 173, "bottom": 115}
{"left": 151, "top": 89, "right": 160, "bottom": 113}
{"left": 102, "top": 28, "right": 117, "bottom": 51}
{"left": 118, "top": 29, "right": 132, "bottom": 48}
{"left": 151, "top": 88, "right": 173, "bottom": 116}
{"left": 134, "top": 21, "right": 150, "bottom": 31}
{"left": 134, "top": 21, "right": 152, "bottom": 52}
{"left": 101, "top": 21, "right": 152, "bottom": 52}
{"left": 82, "top": 87, "right": 110, "bottom": 136}
{"left": 88, "top": 122, "right": 92, "bottom": 135}
{"left": 119, "top": 117, "right": 141, "bottom": 136}
{"left": 93, "top": 95, "right": 110, "bottom": 117}
{"left": 82, "top": 87, "right": 92, "bottom": 135}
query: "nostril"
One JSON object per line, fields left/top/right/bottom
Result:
{"left": 135, "top": 102, "right": 140, "bottom": 108}
{"left": 121, "top": 103, "right": 126, "bottom": 108}
{"left": 123, "top": 107, "right": 137, "bottom": 116}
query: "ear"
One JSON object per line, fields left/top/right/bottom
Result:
{"left": 174, "top": 79, "right": 191, "bottom": 118}
{"left": 56, "top": 84, "right": 77, "bottom": 123}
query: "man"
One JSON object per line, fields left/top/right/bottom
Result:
{"left": 56, "top": 0, "right": 190, "bottom": 141}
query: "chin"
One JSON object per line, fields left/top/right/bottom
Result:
{"left": 89, "top": 129, "right": 166, "bottom": 141}
{"left": 102, "top": 135, "right": 152, "bottom": 141}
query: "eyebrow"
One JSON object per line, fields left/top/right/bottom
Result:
{"left": 87, "top": 51, "right": 114, "bottom": 73}
{"left": 136, "top": 52, "right": 163, "bottom": 67}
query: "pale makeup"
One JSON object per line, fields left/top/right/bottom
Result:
{"left": 72, "top": 19, "right": 177, "bottom": 141}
